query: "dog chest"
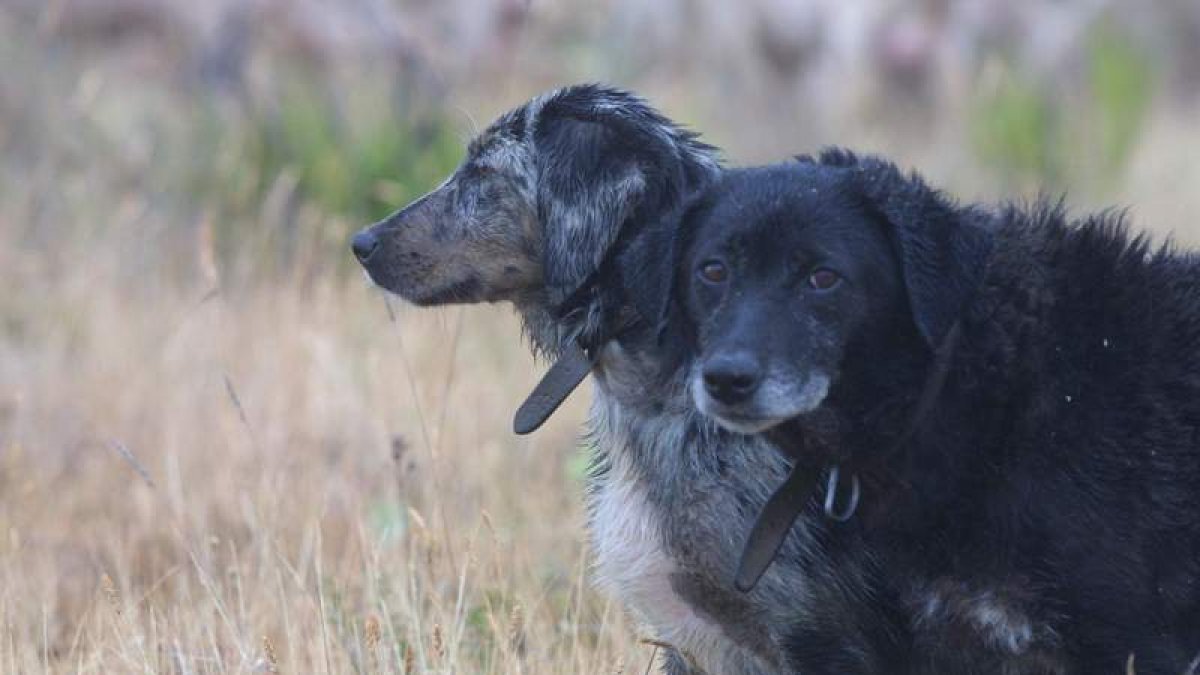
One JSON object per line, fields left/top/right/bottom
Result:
{"left": 588, "top": 402, "right": 777, "bottom": 674}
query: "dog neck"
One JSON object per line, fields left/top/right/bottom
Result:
{"left": 512, "top": 187, "right": 681, "bottom": 433}
{"left": 734, "top": 321, "right": 964, "bottom": 592}
{"left": 510, "top": 274, "right": 630, "bottom": 434}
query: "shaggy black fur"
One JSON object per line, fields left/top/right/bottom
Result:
{"left": 661, "top": 150, "right": 1200, "bottom": 673}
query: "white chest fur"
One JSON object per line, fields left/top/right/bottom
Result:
{"left": 588, "top": 405, "right": 773, "bottom": 674}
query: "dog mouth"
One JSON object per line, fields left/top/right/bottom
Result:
{"left": 408, "top": 276, "right": 483, "bottom": 305}
{"left": 692, "top": 371, "right": 831, "bottom": 435}
{"left": 355, "top": 242, "right": 487, "bottom": 306}
{"left": 703, "top": 409, "right": 790, "bottom": 434}
{"left": 363, "top": 267, "right": 483, "bottom": 306}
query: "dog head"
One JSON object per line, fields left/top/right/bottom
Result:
{"left": 351, "top": 84, "right": 719, "bottom": 316}
{"left": 674, "top": 151, "right": 992, "bottom": 434}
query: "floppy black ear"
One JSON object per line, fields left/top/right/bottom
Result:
{"left": 532, "top": 102, "right": 694, "bottom": 311}
{"left": 836, "top": 151, "right": 993, "bottom": 348}
{"left": 619, "top": 192, "right": 710, "bottom": 344}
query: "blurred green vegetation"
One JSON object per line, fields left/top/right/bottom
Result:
{"left": 4, "top": 2, "right": 1188, "bottom": 289}
{"left": 183, "top": 74, "right": 464, "bottom": 277}
{"left": 969, "top": 20, "right": 1154, "bottom": 191}
{"left": 242, "top": 88, "right": 462, "bottom": 224}
{"left": 970, "top": 73, "right": 1058, "bottom": 185}
{"left": 1087, "top": 22, "right": 1154, "bottom": 174}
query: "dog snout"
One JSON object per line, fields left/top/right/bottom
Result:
{"left": 351, "top": 229, "right": 380, "bottom": 263}
{"left": 702, "top": 351, "right": 763, "bottom": 405}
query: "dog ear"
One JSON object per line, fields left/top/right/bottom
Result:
{"left": 839, "top": 151, "right": 993, "bottom": 348}
{"left": 532, "top": 104, "right": 692, "bottom": 311}
{"left": 619, "top": 192, "right": 710, "bottom": 345}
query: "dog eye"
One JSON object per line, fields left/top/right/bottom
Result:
{"left": 808, "top": 268, "right": 841, "bottom": 290}
{"left": 698, "top": 261, "right": 729, "bottom": 284}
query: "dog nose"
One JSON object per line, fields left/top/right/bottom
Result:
{"left": 702, "top": 352, "right": 762, "bottom": 405}
{"left": 351, "top": 230, "right": 380, "bottom": 262}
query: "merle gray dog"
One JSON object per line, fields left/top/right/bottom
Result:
{"left": 351, "top": 85, "right": 888, "bottom": 674}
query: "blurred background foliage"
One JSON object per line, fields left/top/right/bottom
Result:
{"left": 970, "top": 19, "right": 1156, "bottom": 188}
{"left": 3, "top": 0, "right": 1199, "bottom": 288}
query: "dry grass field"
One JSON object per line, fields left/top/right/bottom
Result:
{"left": 0, "top": 10, "right": 633, "bottom": 670}
{"left": 0, "top": 264, "right": 633, "bottom": 673}
{"left": 2, "top": 1, "right": 1199, "bottom": 673}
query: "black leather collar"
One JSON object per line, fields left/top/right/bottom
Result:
{"left": 512, "top": 206, "right": 655, "bottom": 435}
{"left": 513, "top": 341, "right": 595, "bottom": 435}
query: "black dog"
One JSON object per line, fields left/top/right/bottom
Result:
{"left": 663, "top": 151, "right": 1200, "bottom": 673}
